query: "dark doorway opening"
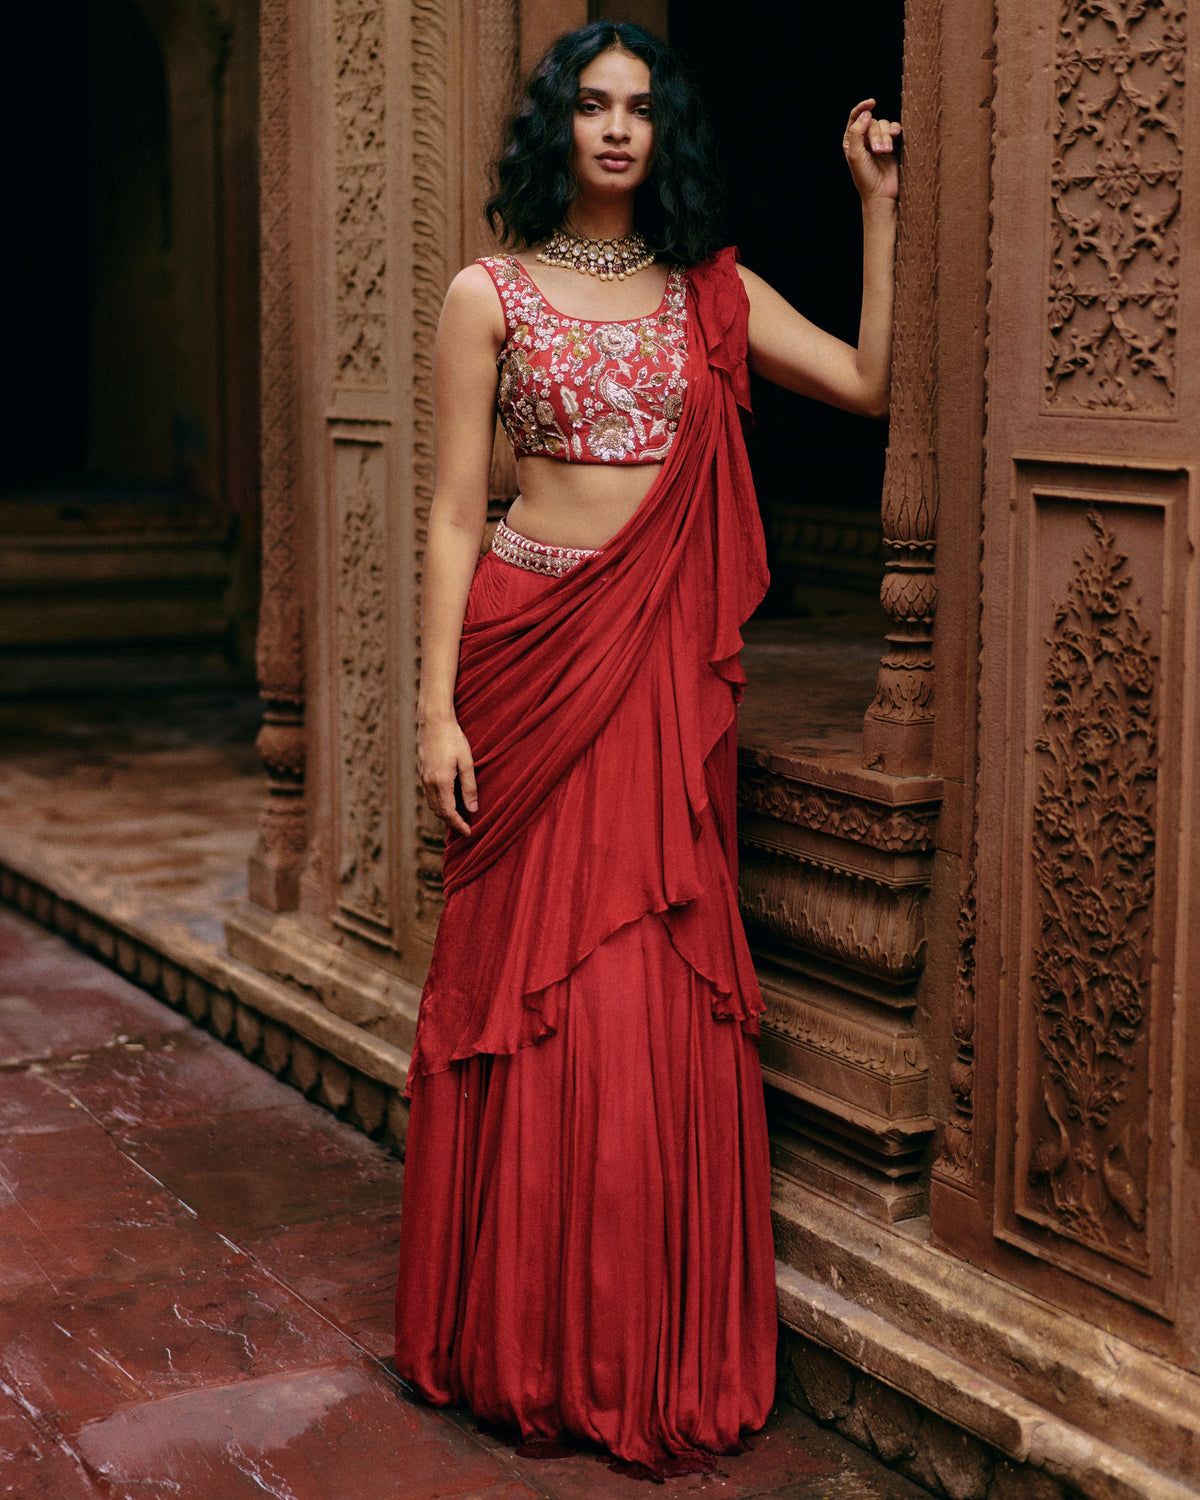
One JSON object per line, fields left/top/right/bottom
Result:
{"left": 0, "top": 0, "right": 260, "bottom": 693}
{"left": 1, "top": 0, "right": 176, "bottom": 495}
{"left": 669, "top": 3, "right": 905, "bottom": 620}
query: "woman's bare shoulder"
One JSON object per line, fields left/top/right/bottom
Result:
{"left": 734, "top": 263, "right": 773, "bottom": 300}
{"left": 441, "top": 263, "right": 507, "bottom": 345}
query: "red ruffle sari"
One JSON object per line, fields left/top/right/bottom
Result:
{"left": 394, "top": 249, "right": 777, "bottom": 1476}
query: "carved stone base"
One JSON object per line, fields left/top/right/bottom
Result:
{"left": 736, "top": 746, "right": 941, "bottom": 1221}
{"left": 862, "top": 709, "right": 936, "bottom": 779}
{"left": 224, "top": 902, "right": 424, "bottom": 1057}
{"left": 773, "top": 1179, "right": 1200, "bottom": 1500}
{"left": 759, "top": 972, "right": 933, "bottom": 1222}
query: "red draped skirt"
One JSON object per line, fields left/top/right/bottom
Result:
{"left": 394, "top": 552, "right": 777, "bottom": 1475}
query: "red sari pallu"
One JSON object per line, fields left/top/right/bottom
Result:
{"left": 394, "top": 249, "right": 778, "bottom": 1476}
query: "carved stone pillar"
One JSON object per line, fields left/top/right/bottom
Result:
{"left": 863, "top": 0, "right": 942, "bottom": 778}
{"left": 249, "top": 0, "right": 307, "bottom": 913}
{"left": 232, "top": 0, "right": 521, "bottom": 1029}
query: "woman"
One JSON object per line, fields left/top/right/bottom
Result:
{"left": 394, "top": 20, "right": 899, "bottom": 1479}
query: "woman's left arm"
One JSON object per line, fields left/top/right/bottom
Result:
{"left": 740, "top": 98, "right": 900, "bottom": 419}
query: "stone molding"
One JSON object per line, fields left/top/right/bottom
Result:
{"left": 740, "top": 841, "right": 927, "bottom": 987}
{"left": 738, "top": 763, "right": 939, "bottom": 856}
{"left": 773, "top": 1177, "right": 1200, "bottom": 1499}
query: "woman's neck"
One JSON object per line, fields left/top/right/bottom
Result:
{"left": 562, "top": 198, "right": 637, "bottom": 241}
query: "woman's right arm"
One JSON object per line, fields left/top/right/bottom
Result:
{"left": 418, "top": 265, "right": 506, "bottom": 837}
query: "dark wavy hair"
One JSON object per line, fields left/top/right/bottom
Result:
{"left": 485, "top": 22, "right": 725, "bottom": 266}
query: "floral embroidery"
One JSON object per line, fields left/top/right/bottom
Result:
{"left": 480, "top": 256, "right": 688, "bottom": 464}
{"left": 587, "top": 413, "right": 635, "bottom": 461}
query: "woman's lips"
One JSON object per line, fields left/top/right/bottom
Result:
{"left": 597, "top": 153, "right": 634, "bottom": 170}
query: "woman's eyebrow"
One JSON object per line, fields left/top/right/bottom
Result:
{"left": 575, "top": 87, "right": 652, "bottom": 104}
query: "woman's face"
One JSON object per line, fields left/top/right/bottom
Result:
{"left": 569, "top": 48, "right": 654, "bottom": 201}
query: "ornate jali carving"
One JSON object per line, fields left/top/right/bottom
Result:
{"left": 335, "top": 1, "right": 388, "bottom": 386}
{"left": 1024, "top": 510, "right": 1156, "bottom": 1263}
{"left": 1046, "top": 0, "right": 1185, "bottom": 414}
{"left": 337, "top": 446, "right": 390, "bottom": 929}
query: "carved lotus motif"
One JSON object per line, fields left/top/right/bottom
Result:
{"left": 1093, "top": 145, "right": 1143, "bottom": 208}
{"left": 1161, "top": 21, "right": 1187, "bottom": 79}
{"left": 1114, "top": 647, "right": 1154, "bottom": 695}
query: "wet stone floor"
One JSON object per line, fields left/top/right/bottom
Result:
{"left": 0, "top": 908, "right": 931, "bottom": 1499}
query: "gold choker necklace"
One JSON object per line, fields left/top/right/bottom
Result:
{"left": 536, "top": 228, "right": 655, "bottom": 281}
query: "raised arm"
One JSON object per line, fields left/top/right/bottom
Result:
{"left": 417, "top": 264, "right": 506, "bottom": 835}
{"left": 739, "top": 98, "right": 900, "bottom": 419}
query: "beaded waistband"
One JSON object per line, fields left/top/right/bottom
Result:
{"left": 490, "top": 517, "right": 600, "bottom": 578}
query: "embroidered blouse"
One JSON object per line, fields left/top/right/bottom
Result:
{"left": 478, "top": 255, "right": 689, "bottom": 464}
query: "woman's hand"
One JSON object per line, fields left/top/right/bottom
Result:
{"left": 419, "top": 712, "right": 478, "bottom": 837}
{"left": 843, "top": 98, "right": 901, "bottom": 207}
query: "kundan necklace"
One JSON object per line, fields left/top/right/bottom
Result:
{"left": 536, "top": 227, "right": 655, "bottom": 281}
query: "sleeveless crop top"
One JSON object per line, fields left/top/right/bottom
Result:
{"left": 478, "top": 255, "right": 688, "bottom": 464}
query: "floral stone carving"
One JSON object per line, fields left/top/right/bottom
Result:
{"left": 1046, "top": 0, "right": 1185, "bottom": 413}
{"left": 1025, "top": 510, "right": 1155, "bottom": 1262}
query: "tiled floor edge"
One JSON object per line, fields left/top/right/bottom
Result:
{"left": 0, "top": 858, "right": 411, "bottom": 1155}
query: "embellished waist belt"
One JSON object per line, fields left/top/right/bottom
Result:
{"left": 490, "top": 517, "right": 600, "bottom": 578}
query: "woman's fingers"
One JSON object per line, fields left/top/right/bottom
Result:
{"left": 425, "top": 771, "right": 472, "bottom": 836}
{"left": 845, "top": 99, "right": 900, "bottom": 154}
{"left": 458, "top": 760, "right": 478, "bottom": 815}
{"left": 418, "top": 719, "right": 477, "bottom": 835}
{"left": 843, "top": 96, "right": 901, "bottom": 204}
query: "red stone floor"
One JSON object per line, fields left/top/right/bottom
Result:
{"left": 0, "top": 904, "right": 929, "bottom": 1499}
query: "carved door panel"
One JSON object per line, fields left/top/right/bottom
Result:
{"left": 932, "top": 0, "right": 1200, "bottom": 1367}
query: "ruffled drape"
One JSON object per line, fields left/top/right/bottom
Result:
{"left": 407, "top": 248, "right": 770, "bottom": 1088}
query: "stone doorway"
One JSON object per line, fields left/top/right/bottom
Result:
{"left": 0, "top": 0, "right": 260, "bottom": 693}
{"left": 670, "top": 2, "right": 904, "bottom": 621}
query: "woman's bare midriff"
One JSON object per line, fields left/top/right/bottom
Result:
{"left": 506, "top": 456, "right": 665, "bottom": 551}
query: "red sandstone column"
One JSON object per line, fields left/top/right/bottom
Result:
{"left": 862, "top": 0, "right": 941, "bottom": 779}
{"left": 249, "top": 0, "right": 306, "bottom": 912}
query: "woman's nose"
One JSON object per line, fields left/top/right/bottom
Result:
{"left": 604, "top": 113, "right": 631, "bottom": 141}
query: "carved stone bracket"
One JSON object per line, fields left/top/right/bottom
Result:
{"left": 863, "top": 0, "right": 943, "bottom": 777}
